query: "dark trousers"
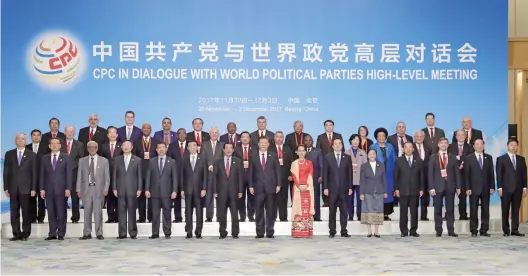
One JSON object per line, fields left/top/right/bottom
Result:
{"left": 106, "top": 190, "right": 118, "bottom": 221}
{"left": 10, "top": 193, "right": 31, "bottom": 238}
{"left": 30, "top": 195, "right": 46, "bottom": 222}
{"left": 433, "top": 190, "right": 455, "bottom": 234}
{"left": 204, "top": 190, "right": 214, "bottom": 220}
{"left": 218, "top": 195, "right": 239, "bottom": 236}
{"left": 399, "top": 195, "right": 419, "bottom": 235}
{"left": 458, "top": 191, "right": 468, "bottom": 217}
{"left": 46, "top": 194, "right": 67, "bottom": 237}
{"left": 329, "top": 193, "right": 348, "bottom": 235}
{"left": 137, "top": 193, "right": 152, "bottom": 222}
{"left": 348, "top": 185, "right": 361, "bottom": 219}
{"left": 469, "top": 192, "right": 490, "bottom": 233}
{"left": 151, "top": 197, "right": 172, "bottom": 236}
{"left": 501, "top": 190, "right": 522, "bottom": 234}
{"left": 275, "top": 180, "right": 290, "bottom": 221}
{"left": 70, "top": 188, "right": 80, "bottom": 221}
{"left": 118, "top": 196, "right": 138, "bottom": 237}
{"left": 237, "top": 181, "right": 255, "bottom": 220}
{"left": 173, "top": 197, "right": 183, "bottom": 221}
{"left": 322, "top": 181, "right": 329, "bottom": 206}
{"left": 421, "top": 194, "right": 430, "bottom": 219}
{"left": 255, "top": 193, "right": 275, "bottom": 236}
{"left": 185, "top": 193, "right": 204, "bottom": 235}
{"left": 314, "top": 179, "right": 321, "bottom": 220}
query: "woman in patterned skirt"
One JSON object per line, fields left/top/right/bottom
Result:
{"left": 290, "top": 145, "right": 314, "bottom": 238}
{"left": 360, "top": 149, "right": 388, "bottom": 238}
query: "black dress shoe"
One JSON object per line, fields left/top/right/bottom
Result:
{"left": 410, "top": 233, "right": 420, "bottom": 237}
{"left": 172, "top": 219, "right": 183, "bottom": 223}
{"left": 329, "top": 233, "right": 335, "bottom": 238}
{"left": 219, "top": 235, "right": 227, "bottom": 239}
{"left": 233, "top": 235, "right": 239, "bottom": 239}
{"left": 205, "top": 218, "right": 212, "bottom": 222}
{"left": 266, "top": 235, "right": 274, "bottom": 239}
{"left": 448, "top": 232, "right": 458, "bottom": 237}
{"left": 239, "top": 219, "right": 246, "bottom": 222}
{"left": 480, "top": 232, "right": 491, "bottom": 237}
{"left": 45, "top": 236, "right": 57, "bottom": 241}
{"left": 165, "top": 235, "right": 171, "bottom": 239}
{"left": 196, "top": 234, "right": 202, "bottom": 239}
{"left": 459, "top": 216, "right": 469, "bottom": 220}
{"left": 384, "top": 216, "right": 391, "bottom": 221}
{"left": 186, "top": 233, "right": 193, "bottom": 239}
{"left": 105, "top": 220, "right": 114, "bottom": 223}
{"left": 420, "top": 217, "right": 429, "bottom": 221}
{"left": 58, "top": 236, "right": 64, "bottom": 240}
{"left": 96, "top": 235, "right": 104, "bottom": 240}
{"left": 504, "top": 233, "right": 510, "bottom": 237}
{"left": 37, "top": 220, "right": 44, "bottom": 224}
{"left": 314, "top": 218, "right": 322, "bottom": 222}
{"left": 249, "top": 218, "right": 255, "bottom": 222}
{"left": 9, "top": 237, "right": 20, "bottom": 241}
{"left": 280, "top": 219, "right": 288, "bottom": 222}
{"left": 130, "top": 236, "right": 137, "bottom": 239}
{"left": 341, "top": 233, "right": 351, "bottom": 238}
{"left": 79, "top": 235, "right": 92, "bottom": 240}
{"left": 31, "top": 219, "right": 37, "bottom": 223}
{"left": 511, "top": 231, "right": 525, "bottom": 237}
{"left": 117, "top": 236, "right": 127, "bottom": 239}
{"left": 374, "top": 234, "right": 381, "bottom": 238}
{"left": 255, "top": 235, "right": 264, "bottom": 239}
{"left": 137, "top": 219, "right": 146, "bottom": 223}
{"left": 71, "top": 220, "right": 79, "bottom": 224}
{"left": 367, "top": 234, "right": 372, "bottom": 238}
{"left": 401, "top": 233, "right": 408, "bottom": 237}
{"left": 149, "top": 235, "right": 159, "bottom": 239}
{"left": 20, "top": 237, "right": 28, "bottom": 241}
{"left": 436, "top": 233, "right": 442, "bottom": 237}
{"left": 471, "top": 232, "right": 478, "bottom": 237}
{"left": 348, "top": 217, "right": 354, "bottom": 221}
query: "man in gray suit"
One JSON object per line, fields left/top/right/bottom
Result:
{"left": 112, "top": 141, "right": 142, "bottom": 239}
{"left": 422, "top": 112, "right": 445, "bottom": 153}
{"left": 77, "top": 141, "right": 110, "bottom": 240}
{"left": 201, "top": 126, "right": 224, "bottom": 222}
{"left": 63, "top": 125, "right": 85, "bottom": 223}
{"left": 145, "top": 143, "right": 178, "bottom": 239}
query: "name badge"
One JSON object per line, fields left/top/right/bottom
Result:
{"left": 440, "top": 169, "right": 447, "bottom": 178}
{"left": 144, "top": 152, "right": 150, "bottom": 160}
{"left": 279, "top": 158, "right": 284, "bottom": 166}
{"left": 456, "top": 156, "right": 461, "bottom": 160}
{"left": 243, "top": 160, "right": 249, "bottom": 169}
{"left": 197, "top": 146, "right": 201, "bottom": 153}
{"left": 352, "top": 163, "right": 358, "bottom": 172}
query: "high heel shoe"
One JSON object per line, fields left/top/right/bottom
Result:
{"left": 367, "top": 234, "right": 372, "bottom": 238}
{"left": 374, "top": 234, "right": 381, "bottom": 238}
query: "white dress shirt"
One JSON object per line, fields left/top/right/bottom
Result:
{"left": 32, "top": 143, "right": 39, "bottom": 153}
{"left": 158, "top": 155, "right": 167, "bottom": 168}
{"left": 90, "top": 127, "right": 97, "bottom": 134}
{"left": 88, "top": 154, "right": 99, "bottom": 183}
{"left": 51, "top": 151, "right": 60, "bottom": 162}
{"left": 405, "top": 155, "right": 413, "bottom": 163}
{"left": 17, "top": 148, "right": 25, "bottom": 157}
{"left": 369, "top": 161, "right": 376, "bottom": 174}
{"left": 259, "top": 151, "right": 268, "bottom": 164}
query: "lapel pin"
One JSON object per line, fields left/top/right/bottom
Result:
{"left": 167, "top": 160, "right": 170, "bottom": 163}
{"left": 23, "top": 155, "right": 26, "bottom": 158}
{"left": 60, "top": 159, "right": 63, "bottom": 162}
{"left": 131, "top": 159, "right": 135, "bottom": 162}
{"left": 377, "top": 164, "right": 380, "bottom": 167}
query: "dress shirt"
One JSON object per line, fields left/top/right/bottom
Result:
{"left": 17, "top": 148, "right": 26, "bottom": 157}
{"left": 51, "top": 151, "right": 61, "bottom": 162}
{"left": 190, "top": 153, "right": 198, "bottom": 160}
{"left": 369, "top": 161, "right": 376, "bottom": 173}
{"left": 334, "top": 151, "right": 341, "bottom": 159}
{"left": 224, "top": 155, "right": 232, "bottom": 167}
{"left": 178, "top": 140, "right": 187, "bottom": 148}
{"left": 32, "top": 143, "right": 39, "bottom": 153}
{"left": 90, "top": 127, "right": 97, "bottom": 134}
{"left": 158, "top": 155, "right": 166, "bottom": 168}
{"left": 259, "top": 151, "right": 268, "bottom": 164}
{"left": 416, "top": 143, "right": 425, "bottom": 159}
{"left": 405, "top": 155, "right": 413, "bottom": 163}
{"left": 89, "top": 154, "right": 99, "bottom": 176}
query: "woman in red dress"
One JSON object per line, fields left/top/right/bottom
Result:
{"left": 290, "top": 145, "right": 315, "bottom": 238}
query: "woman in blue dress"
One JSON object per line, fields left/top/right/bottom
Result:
{"left": 369, "top": 127, "right": 397, "bottom": 220}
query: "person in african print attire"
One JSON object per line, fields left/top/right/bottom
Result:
{"left": 290, "top": 145, "right": 315, "bottom": 238}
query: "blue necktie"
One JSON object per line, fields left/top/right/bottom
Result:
{"left": 159, "top": 157, "right": 164, "bottom": 172}
{"left": 52, "top": 154, "right": 57, "bottom": 171}
{"left": 478, "top": 154, "right": 483, "bottom": 169}
{"left": 17, "top": 151, "right": 22, "bottom": 166}
{"left": 408, "top": 157, "right": 412, "bottom": 167}
{"left": 336, "top": 154, "right": 340, "bottom": 168}
{"left": 512, "top": 155, "right": 516, "bottom": 170}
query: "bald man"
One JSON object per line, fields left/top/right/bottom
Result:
{"left": 451, "top": 117, "right": 483, "bottom": 146}
{"left": 448, "top": 129, "right": 474, "bottom": 220}
{"left": 63, "top": 125, "right": 85, "bottom": 223}
{"left": 201, "top": 126, "right": 225, "bottom": 221}
{"left": 134, "top": 123, "right": 159, "bottom": 223}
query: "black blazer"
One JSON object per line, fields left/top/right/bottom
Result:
{"left": 134, "top": 137, "right": 159, "bottom": 182}
{"left": 186, "top": 131, "right": 210, "bottom": 146}
{"left": 465, "top": 153, "right": 495, "bottom": 194}
{"left": 428, "top": 152, "right": 461, "bottom": 193}
{"left": 316, "top": 132, "right": 343, "bottom": 155}
{"left": 100, "top": 142, "right": 123, "bottom": 189}
{"left": 496, "top": 154, "right": 527, "bottom": 193}
{"left": 394, "top": 156, "right": 424, "bottom": 196}
{"left": 182, "top": 154, "right": 209, "bottom": 195}
{"left": 422, "top": 127, "right": 445, "bottom": 152}
{"left": 78, "top": 126, "right": 107, "bottom": 156}
{"left": 413, "top": 143, "right": 432, "bottom": 188}
{"left": 269, "top": 144, "right": 294, "bottom": 183}
{"left": 359, "top": 138, "right": 374, "bottom": 153}
{"left": 234, "top": 144, "right": 253, "bottom": 183}
{"left": 40, "top": 153, "right": 73, "bottom": 194}
{"left": 284, "top": 132, "right": 309, "bottom": 156}
{"left": 248, "top": 151, "right": 281, "bottom": 194}
{"left": 3, "top": 149, "right": 38, "bottom": 194}
{"left": 145, "top": 156, "right": 178, "bottom": 198}
{"left": 322, "top": 152, "right": 352, "bottom": 195}
{"left": 250, "top": 130, "right": 275, "bottom": 148}
{"left": 25, "top": 143, "right": 46, "bottom": 190}
{"left": 213, "top": 156, "right": 244, "bottom": 200}
{"left": 167, "top": 140, "right": 189, "bottom": 160}
{"left": 452, "top": 128, "right": 483, "bottom": 146}
{"left": 112, "top": 154, "right": 142, "bottom": 196}
{"left": 387, "top": 134, "right": 414, "bottom": 154}
{"left": 41, "top": 132, "right": 66, "bottom": 154}
{"left": 62, "top": 140, "right": 84, "bottom": 187}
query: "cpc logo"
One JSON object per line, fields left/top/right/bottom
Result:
{"left": 27, "top": 31, "right": 85, "bottom": 91}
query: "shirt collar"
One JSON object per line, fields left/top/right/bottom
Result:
{"left": 259, "top": 151, "right": 267, "bottom": 155}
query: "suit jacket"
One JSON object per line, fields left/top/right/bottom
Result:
{"left": 359, "top": 161, "right": 387, "bottom": 195}
{"left": 112, "top": 154, "right": 142, "bottom": 197}
{"left": 40, "top": 153, "right": 73, "bottom": 194}
{"left": 219, "top": 133, "right": 240, "bottom": 146}
{"left": 213, "top": 156, "right": 244, "bottom": 200}
{"left": 153, "top": 130, "right": 177, "bottom": 145}
{"left": 284, "top": 132, "right": 309, "bottom": 156}
{"left": 100, "top": 142, "right": 123, "bottom": 190}
{"left": 78, "top": 126, "right": 107, "bottom": 156}
{"left": 387, "top": 134, "right": 414, "bottom": 156}
{"left": 250, "top": 129, "right": 274, "bottom": 148}
{"left": 428, "top": 152, "right": 461, "bottom": 193}
{"left": 182, "top": 154, "right": 208, "bottom": 195}
{"left": 448, "top": 142, "right": 474, "bottom": 166}
{"left": 167, "top": 141, "right": 189, "bottom": 159}
{"left": 117, "top": 125, "right": 142, "bottom": 143}
{"left": 145, "top": 156, "right": 178, "bottom": 198}
{"left": 62, "top": 139, "right": 84, "bottom": 188}
{"left": 413, "top": 143, "right": 432, "bottom": 188}
{"left": 422, "top": 127, "right": 445, "bottom": 152}
{"left": 452, "top": 128, "right": 483, "bottom": 145}
{"left": 134, "top": 136, "right": 159, "bottom": 182}
{"left": 496, "top": 154, "right": 527, "bottom": 193}
{"left": 316, "top": 132, "right": 343, "bottom": 155}
{"left": 76, "top": 155, "right": 110, "bottom": 196}
{"left": 3, "top": 149, "right": 38, "bottom": 194}
{"left": 201, "top": 140, "right": 224, "bottom": 168}
{"left": 394, "top": 156, "right": 424, "bottom": 196}
{"left": 25, "top": 143, "right": 48, "bottom": 156}
{"left": 465, "top": 152, "right": 495, "bottom": 194}
{"left": 248, "top": 151, "right": 281, "bottom": 194}
{"left": 234, "top": 144, "right": 253, "bottom": 183}
{"left": 347, "top": 148, "right": 368, "bottom": 185}
{"left": 186, "top": 131, "right": 210, "bottom": 146}
{"left": 41, "top": 132, "right": 66, "bottom": 154}
{"left": 269, "top": 144, "right": 294, "bottom": 183}
{"left": 306, "top": 147, "right": 324, "bottom": 181}
{"left": 323, "top": 152, "right": 353, "bottom": 195}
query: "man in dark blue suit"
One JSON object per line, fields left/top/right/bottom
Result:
{"left": 304, "top": 134, "right": 324, "bottom": 221}
{"left": 249, "top": 136, "right": 281, "bottom": 239}
{"left": 117, "top": 111, "right": 142, "bottom": 143}
{"left": 153, "top": 117, "right": 177, "bottom": 145}
{"left": 39, "top": 137, "right": 72, "bottom": 240}
{"left": 219, "top": 122, "right": 240, "bottom": 146}
{"left": 323, "top": 138, "right": 353, "bottom": 238}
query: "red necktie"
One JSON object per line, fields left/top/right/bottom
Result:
{"left": 261, "top": 153, "right": 266, "bottom": 171}
{"left": 180, "top": 142, "right": 184, "bottom": 157}
{"left": 110, "top": 144, "right": 115, "bottom": 158}
{"left": 328, "top": 134, "right": 332, "bottom": 146}
{"left": 430, "top": 128, "right": 434, "bottom": 140}
{"left": 196, "top": 132, "right": 201, "bottom": 146}
{"left": 52, "top": 133, "right": 57, "bottom": 138}
{"left": 443, "top": 153, "right": 447, "bottom": 165}
{"left": 89, "top": 129, "right": 94, "bottom": 141}
{"left": 226, "top": 158, "right": 230, "bottom": 177}
{"left": 244, "top": 146, "right": 248, "bottom": 160}
{"left": 278, "top": 146, "right": 283, "bottom": 158}
{"left": 418, "top": 144, "right": 423, "bottom": 159}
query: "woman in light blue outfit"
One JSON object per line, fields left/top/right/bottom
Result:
{"left": 369, "top": 127, "right": 397, "bottom": 220}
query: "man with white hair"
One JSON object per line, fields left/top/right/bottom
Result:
{"left": 201, "top": 126, "right": 224, "bottom": 222}
{"left": 285, "top": 120, "right": 309, "bottom": 157}
{"left": 64, "top": 125, "right": 85, "bottom": 223}
{"left": 78, "top": 113, "right": 108, "bottom": 156}
{"left": 451, "top": 116, "right": 484, "bottom": 146}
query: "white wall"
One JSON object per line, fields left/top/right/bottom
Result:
{"left": 509, "top": 0, "right": 528, "bottom": 37}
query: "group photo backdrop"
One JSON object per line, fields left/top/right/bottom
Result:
{"left": 1, "top": 0, "right": 507, "bottom": 206}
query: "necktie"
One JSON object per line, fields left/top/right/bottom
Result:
{"left": 89, "top": 129, "right": 94, "bottom": 141}
{"left": 430, "top": 128, "right": 435, "bottom": 140}
{"left": 212, "top": 141, "right": 216, "bottom": 156}
{"left": 52, "top": 154, "right": 57, "bottom": 171}
{"left": 196, "top": 133, "right": 201, "bottom": 146}
{"left": 478, "top": 154, "right": 483, "bottom": 169}
{"left": 261, "top": 153, "right": 266, "bottom": 171}
{"left": 89, "top": 156, "right": 95, "bottom": 183}
{"left": 458, "top": 144, "right": 463, "bottom": 156}
{"left": 33, "top": 144, "right": 37, "bottom": 153}
{"left": 442, "top": 153, "right": 447, "bottom": 166}
{"left": 52, "top": 133, "right": 57, "bottom": 138}
{"left": 328, "top": 133, "right": 332, "bottom": 146}
{"left": 244, "top": 146, "right": 248, "bottom": 160}
{"left": 110, "top": 144, "right": 115, "bottom": 158}
{"left": 18, "top": 151, "right": 22, "bottom": 165}
{"left": 144, "top": 138, "right": 149, "bottom": 149}
{"left": 125, "top": 155, "right": 130, "bottom": 171}
{"left": 127, "top": 128, "right": 131, "bottom": 140}
{"left": 418, "top": 144, "right": 423, "bottom": 159}
{"left": 336, "top": 154, "right": 341, "bottom": 168}
{"left": 230, "top": 134, "right": 234, "bottom": 144}
{"left": 308, "top": 147, "right": 311, "bottom": 153}
{"left": 226, "top": 158, "right": 230, "bottom": 177}
{"left": 180, "top": 142, "right": 184, "bottom": 157}
{"left": 159, "top": 157, "right": 164, "bottom": 172}
{"left": 164, "top": 133, "right": 169, "bottom": 145}
{"left": 399, "top": 136, "right": 405, "bottom": 149}
{"left": 512, "top": 155, "right": 516, "bottom": 170}
{"left": 278, "top": 145, "right": 283, "bottom": 158}
{"left": 67, "top": 141, "right": 71, "bottom": 155}
{"left": 260, "top": 131, "right": 264, "bottom": 137}
{"left": 465, "top": 130, "right": 470, "bottom": 144}
{"left": 408, "top": 157, "right": 412, "bottom": 167}
{"left": 191, "top": 156, "right": 196, "bottom": 171}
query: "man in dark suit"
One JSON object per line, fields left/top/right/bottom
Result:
{"left": 428, "top": 137, "right": 461, "bottom": 237}
{"left": 496, "top": 138, "right": 527, "bottom": 237}
{"left": 213, "top": 143, "right": 244, "bottom": 239}
{"left": 234, "top": 131, "right": 254, "bottom": 222}
{"left": 388, "top": 122, "right": 414, "bottom": 158}
{"left": 26, "top": 129, "right": 47, "bottom": 223}
{"left": 269, "top": 131, "right": 294, "bottom": 221}
{"left": 285, "top": 120, "right": 309, "bottom": 157}
{"left": 465, "top": 139, "right": 495, "bottom": 237}
{"left": 422, "top": 112, "right": 445, "bottom": 153}
{"left": 186, "top": 118, "right": 210, "bottom": 152}
{"left": 316, "top": 119, "right": 343, "bottom": 207}
{"left": 78, "top": 113, "right": 107, "bottom": 156}
{"left": 112, "top": 141, "right": 142, "bottom": 239}
{"left": 394, "top": 142, "right": 424, "bottom": 237}
{"left": 304, "top": 134, "right": 324, "bottom": 221}
{"left": 249, "top": 136, "right": 281, "bottom": 239}
{"left": 100, "top": 126, "right": 122, "bottom": 223}
{"left": 181, "top": 141, "right": 209, "bottom": 239}
{"left": 451, "top": 116, "right": 484, "bottom": 146}
{"left": 41, "top": 117, "right": 66, "bottom": 154}
{"left": 117, "top": 111, "right": 142, "bottom": 143}
{"left": 219, "top": 122, "right": 240, "bottom": 146}
{"left": 63, "top": 125, "right": 85, "bottom": 223}
{"left": 40, "top": 137, "right": 72, "bottom": 241}
{"left": 145, "top": 143, "right": 178, "bottom": 239}
{"left": 323, "top": 138, "right": 352, "bottom": 238}
{"left": 4, "top": 133, "right": 38, "bottom": 241}
{"left": 413, "top": 130, "right": 432, "bottom": 221}
{"left": 201, "top": 126, "right": 224, "bottom": 222}
{"left": 250, "top": 116, "right": 274, "bottom": 148}
{"left": 167, "top": 128, "right": 188, "bottom": 223}
{"left": 134, "top": 123, "right": 159, "bottom": 223}
{"left": 448, "top": 129, "right": 474, "bottom": 220}
{"left": 153, "top": 117, "right": 177, "bottom": 145}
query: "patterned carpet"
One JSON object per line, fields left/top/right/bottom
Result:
{"left": 2, "top": 225, "right": 528, "bottom": 275}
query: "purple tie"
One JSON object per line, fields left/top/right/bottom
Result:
{"left": 17, "top": 151, "right": 22, "bottom": 165}
{"left": 52, "top": 154, "right": 57, "bottom": 171}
